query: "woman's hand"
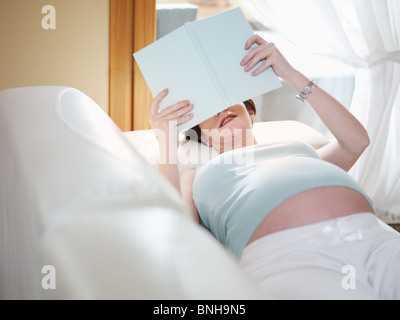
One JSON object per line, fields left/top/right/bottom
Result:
{"left": 149, "top": 89, "right": 194, "bottom": 133}
{"left": 241, "top": 35, "right": 295, "bottom": 80}
{"left": 149, "top": 89, "right": 194, "bottom": 145}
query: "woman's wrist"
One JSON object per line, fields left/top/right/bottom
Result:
{"left": 281, "top": 68, "right": 311, "bottom": 93}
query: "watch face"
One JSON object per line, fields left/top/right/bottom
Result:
{"left": 304, "top": 87, "right": 312, "bottom": 94}
{"left": 297, "top": 81, "right": 316, "bottom": 101}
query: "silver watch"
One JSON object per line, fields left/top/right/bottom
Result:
{"left": 296, "top": 80, "right": 317, "bottom": 102}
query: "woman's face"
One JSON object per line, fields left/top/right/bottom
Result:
{"left": 198, "top": 103, "right": 256, "bottom": 150}
{"left": 200, "top": 103, "right": 254, "bottom": 131}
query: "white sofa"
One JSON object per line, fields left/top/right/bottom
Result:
{"left": 0, "top": 86, "right": 330, "bottom": 300}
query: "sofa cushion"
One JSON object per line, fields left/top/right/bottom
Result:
{"left": 0, "top": 86, "right": 266, "bottom": 300}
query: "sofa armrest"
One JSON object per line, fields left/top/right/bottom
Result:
{"left": 0, "top": 86, "right": 266, "bottom": 300}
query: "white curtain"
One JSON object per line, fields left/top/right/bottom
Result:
{"left": 240, "top": 0, "right": 400, "bottom": 223}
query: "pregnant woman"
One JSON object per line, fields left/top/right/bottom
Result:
{"left": 149, "top": 35, "right": 400, "bottom": 300}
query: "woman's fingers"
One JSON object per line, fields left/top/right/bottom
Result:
{"left": 241, "top": 36, "right": 293, "bottom": 78}
{"left": 158, "top": 100, "right": 193, "bottom": 119}
{"left": 241, "top": 35, "right": 268, "bottom": 66}
{"left": 164, "top": 100, "right": 190, "bottom": 114}
{"left": 150, "top": 89, "right": 193, "bottom": 121}
{"left": 165, "top": 104, "right": 194, "bottom": 123}
{"left": 242, "top": 42, "right": 275, "bottom": 72}
{"left": 244, "top": 47, "right": 269, "bottom": 71}
{"left": 176, "top": 111, "right": 194, "bottom": 125}
{"left": 149, "top": 92, "right": 194, "bottom": 129}
{"left": 241, "top": 42, "right": 263, "bottom": 66}
{"left": 244, "top": 34, "right": 267, "bottom": 50}
{"left": 150, "top": 88, "right": 169, "bottom": 115}
{"left": 251, "top": 58, "right": 273, "bottom": 76}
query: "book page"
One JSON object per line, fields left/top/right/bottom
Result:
{"left": 193, "top": 8, "right": 282, "bottom": 106}
{"left": 134, "top": 26, "right": 225, "bottom": 132}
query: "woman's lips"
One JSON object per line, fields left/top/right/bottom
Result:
{"left": 219, "top": 115, "right": 237, "bottom": 128}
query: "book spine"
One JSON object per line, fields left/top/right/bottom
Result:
{"left": 184, "top": 22, "right": 230, "bottom": 107}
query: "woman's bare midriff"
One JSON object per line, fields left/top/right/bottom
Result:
{"left": 247, "top": 186, "right": 374, "bottom": 246}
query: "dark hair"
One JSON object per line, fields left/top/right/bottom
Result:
{"left": 185, "top": 99, "right": 257, "bottom": 142}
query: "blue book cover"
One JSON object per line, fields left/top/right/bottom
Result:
{"left": 134, "top": 7, "right": 282, "bottom": 132}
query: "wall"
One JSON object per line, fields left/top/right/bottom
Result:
{"left": 156, "top": 0, "right": 240, "bottom": 20}
{"left": 0, "top": 0, "right": 110, "bottom": 113}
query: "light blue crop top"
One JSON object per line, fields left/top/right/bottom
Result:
{"left": 192, "top": 142, "right": 373, "bottom": 260}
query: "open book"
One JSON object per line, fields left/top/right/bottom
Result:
{"left": 134, "top": 7, "right": 282, "bottom": 132}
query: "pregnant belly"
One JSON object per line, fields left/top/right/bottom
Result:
{"left": 247, "top": 186, "right": 374, "bottom": 246}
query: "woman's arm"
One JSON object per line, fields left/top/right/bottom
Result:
{"left": 149, "top": 89, "right": 200, "bottom": 221}
{"left": 241, "top": 35, "right": 370, "bottom": 172}
{"left": 148, "top": 89, "right": 194, "bottom": 191}
{"left": 286, "top": 70, "right": 370, "bottom": 172}
{"left": 180, "top": 168, "right": 200, "bottom": 223}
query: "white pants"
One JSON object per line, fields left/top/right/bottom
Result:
{"left": 239, "top": 213, "right": 400, "bottom": 300}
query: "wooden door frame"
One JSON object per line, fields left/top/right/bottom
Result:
{"left": 109, "top": 0, "right": 156, "bottom": 131}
